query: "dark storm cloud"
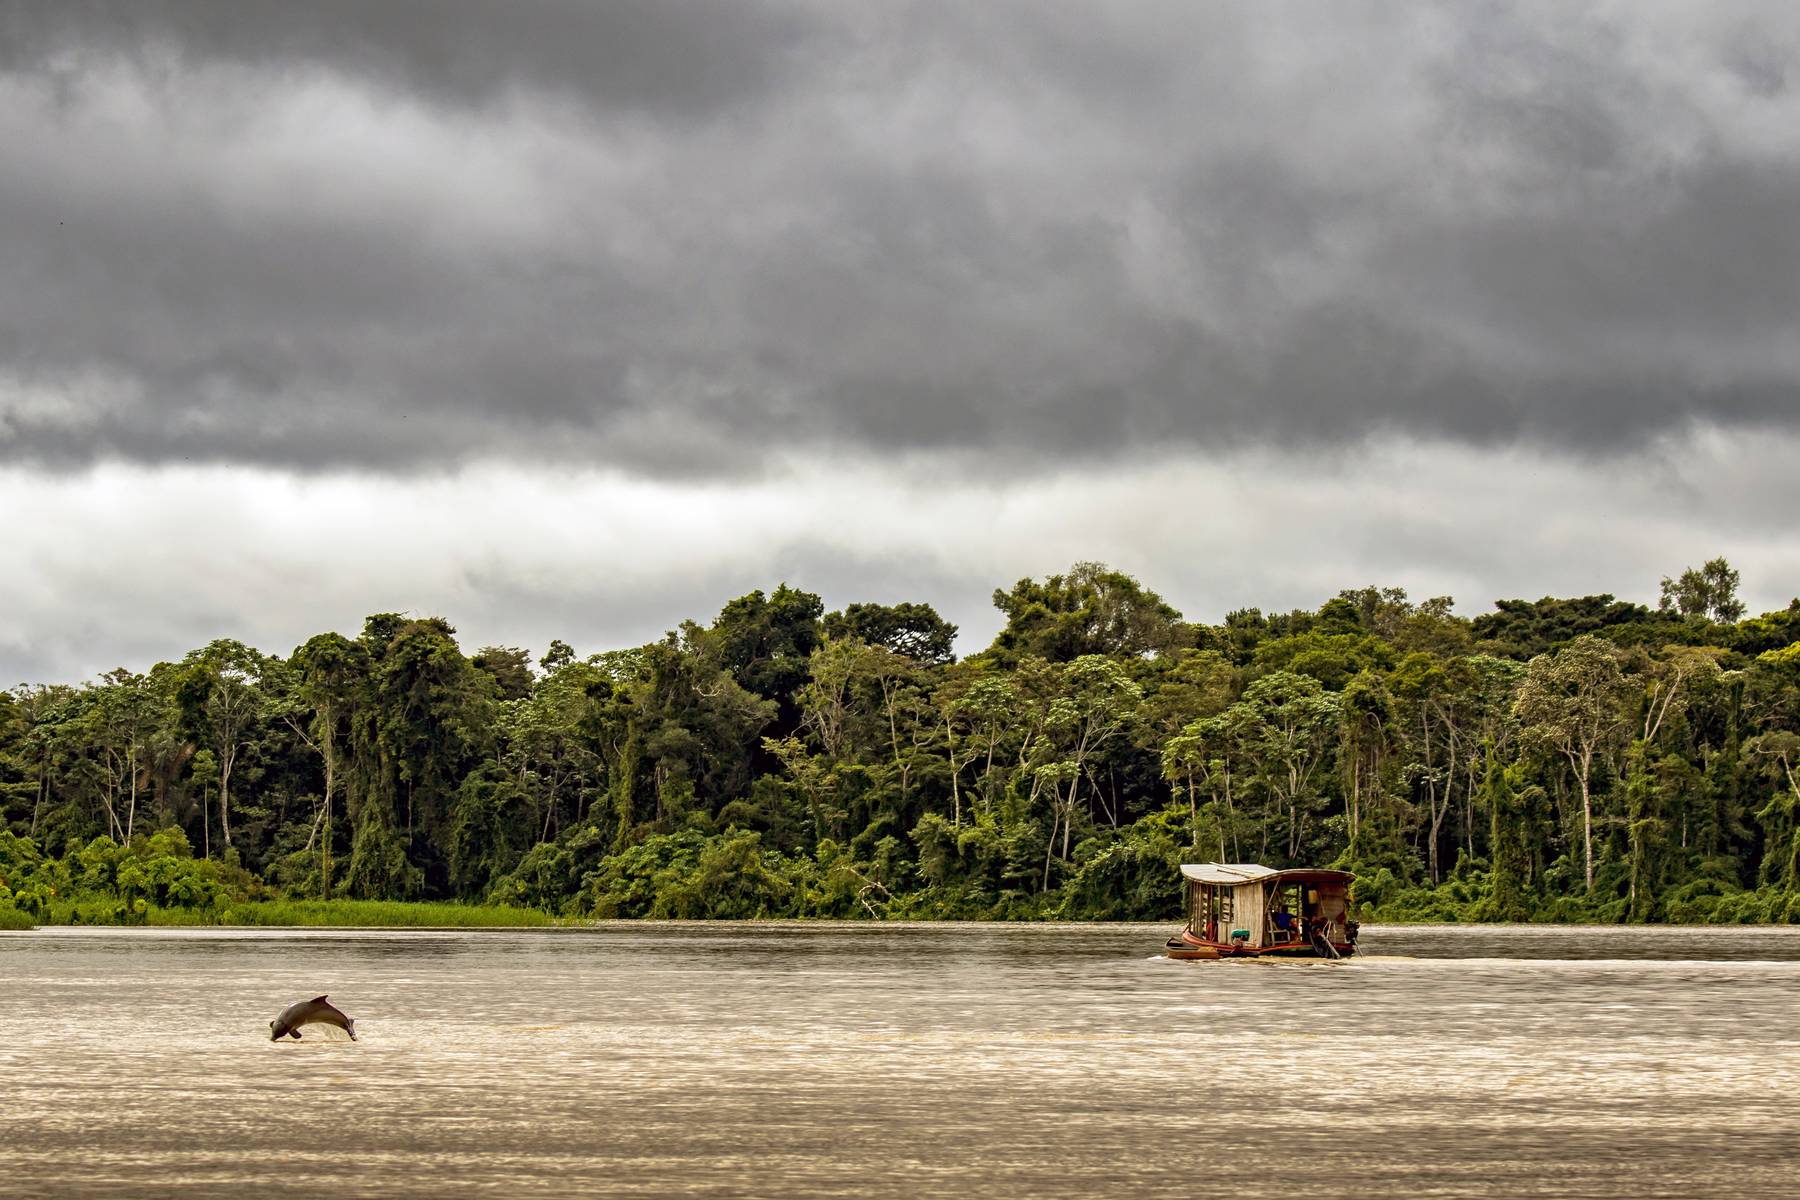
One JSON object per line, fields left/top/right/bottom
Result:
{"left": 2, "top": 1, "right": 1798, "bottom": 473}
{"left": 0, "top": 0, "right": 817, "bottom": 120}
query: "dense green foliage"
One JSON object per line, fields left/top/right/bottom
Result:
{"left": 4, "top": 562, "right": 1800, "bottom": 928}
{"left": 193, "top": 899, "right": 555, "bottom": 927}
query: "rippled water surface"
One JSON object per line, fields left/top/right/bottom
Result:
{"left": 4, "top": 923, "right": 1799, "bottom": 1198}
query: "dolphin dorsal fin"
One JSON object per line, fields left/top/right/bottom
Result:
{"left": 311, "top": 994, "right": 329, "bottom": 1003}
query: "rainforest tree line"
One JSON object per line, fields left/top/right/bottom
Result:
{"left": 3, "top": 558, "right": 1799, "bottom": 925}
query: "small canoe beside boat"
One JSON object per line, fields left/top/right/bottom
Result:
{"left": 1165, "top": 863, "right": 1358, "bottom": 960}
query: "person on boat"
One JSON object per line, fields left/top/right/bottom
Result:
{"left": 1272, "top": 903, "right": 1296, "bottom": 935}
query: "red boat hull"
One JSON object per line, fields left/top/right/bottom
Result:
{"left": 1165, "top": 928, "right": 1355, "bottom": 960}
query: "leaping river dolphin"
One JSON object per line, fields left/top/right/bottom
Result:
{"left": 270, "top": 995, "right": 357, "bottom": 1042}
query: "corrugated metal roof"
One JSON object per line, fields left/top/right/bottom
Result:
{"left": 1179, "top": 863, "right": 1355, "bottom": 884}
{"left": 1179, "top": 863, "right": 1279, "bottom": 884}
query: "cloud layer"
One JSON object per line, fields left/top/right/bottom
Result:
{"left": 4, "top": 4, "right": 1797, "bottom": 683}
{"left": 5, "top": 2, "right": 1800, "bottom": 474}
{"left": 6, "top": 428, "right": 1798, "bottom": 685}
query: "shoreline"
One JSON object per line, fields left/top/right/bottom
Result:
{"left": 6, "top": 908, "right": 1799, "bottom": 932}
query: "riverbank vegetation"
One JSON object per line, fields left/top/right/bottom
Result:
{"left": 3, "top": 560, "right": 1798, "bottom": 929}
{"left": 0, "top": 828, "right": 547, "bottom": 927}
{"left": 178, "top": 899, "right": 554, "bottom": 927}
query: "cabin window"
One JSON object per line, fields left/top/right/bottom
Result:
{"left": 1270, "top": 883, "right": 1303, "bottom": 939}
{"left": 1193, "top": 885, "right": 1230, "bottom": 933}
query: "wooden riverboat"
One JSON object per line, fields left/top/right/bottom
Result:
{"left": 1165, "top": 863, "right": 1358, "bottom": 960}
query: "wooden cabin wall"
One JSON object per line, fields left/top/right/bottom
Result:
{"left": 1235, "top": 885, "right": 1266, "bottom": 947}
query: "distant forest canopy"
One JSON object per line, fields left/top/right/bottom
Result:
{"left": 4, "top": 558, "right": 1800, "bottom": 926}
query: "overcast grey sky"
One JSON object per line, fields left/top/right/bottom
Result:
{"left": 3, "top": 1, "right": 1798, "bottom": 684}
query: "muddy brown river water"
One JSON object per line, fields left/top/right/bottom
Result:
{"left": 2, "top": 923, "right": 1798, "bottom": 1198}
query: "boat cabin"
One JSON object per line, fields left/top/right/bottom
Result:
{"left": 1166, "top": 863, "right": 1358, "bottom": 959}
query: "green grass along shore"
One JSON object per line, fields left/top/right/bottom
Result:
{"left": 5, "top": 892, "right": 1797, "bottom": 931}
{"left": 0, "top": 898, "right": 556, "bottom": 930}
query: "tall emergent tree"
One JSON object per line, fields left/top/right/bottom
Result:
{"left": 1659, "top": 556, "right": 1746, "bottom": 624}
{"left": 1514, "top": 635, "right": 1633, "bottom": 890}
{"left": 176, "top": 640, "right": 270, "bottom": 853}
